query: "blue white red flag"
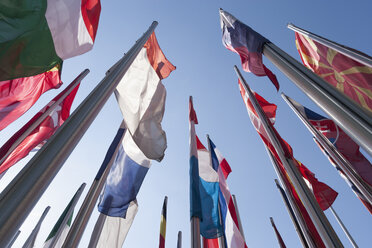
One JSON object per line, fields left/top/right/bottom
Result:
{"left": 219, "top": 9, "right": 279, "bottom": 91}
{"left": 189, "top": 97, "right": 223, "bottom": 239}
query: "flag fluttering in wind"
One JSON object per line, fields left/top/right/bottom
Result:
{"left": 219, "top": 9, "right": 279, "bottom": 91}
{"left": 189, "top": 97, "right": 223, "bottom": 239}
{"left": 295, "top": 32, "right": 372, "bottom": 114}
{"left": 0, "top": 0, "right": 101, "bottom": 131}
{"left": 0, "top": 81, "right": 80, "bottom": 176}
{"left": 270, "top": 217, "right": 286, "bottom": 248}
{"left": 203, "top": 137, "right": 247, "bottom": 248}
{"left": 115, "top": 32, "right": 176, "bottom": 161}
{"left": 159, "top": 196, "right": 168, "bottom": 248}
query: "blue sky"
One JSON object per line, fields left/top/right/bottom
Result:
{"left": 1, "top": 0, "right": 371, "bottom": 247}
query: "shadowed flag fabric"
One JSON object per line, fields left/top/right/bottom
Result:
{"left": 115, "top": 32, "right": 175, "bottom": 161}
{"left": 188, "top": 97, "right": 223, "bottom": 239}
{"left": 0, "top": 81, "right": 80, "bottom": 176}
{"left": 295, "top": 32, "right": 372, "bottom": 114}
{"left": 220, "top": 9, "right": 279, "bottom": 91}
{"left": 159, "top": 196, "right": 168, "bottom": 248}
{"left": 0, "top": 0, "right": 101, "bottom": 130}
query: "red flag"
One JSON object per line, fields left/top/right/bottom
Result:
{"left": 270, "top": 217, "right": 286, "bottom": 248}
{"left": 295, "top": 32, "right": 372, "bottom": 114}
{"left": 0, "top": 80, "right": 80, "bottom": 175}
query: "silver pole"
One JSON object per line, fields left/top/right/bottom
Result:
{"left": 206, "top": 135, "right": 226, "bottom": 248}
{"left": 6, "top": 230, "right": 20, "bottom": 248}
{"left": 329, "top": 206, "right": 358, "bottom": 248}
{"left": 0, "top": 70, "right": 89, "bottom": 166}
{"left": 62, "top": 122, "right": 125, "bottom": 248}
{"left": 287, "top": 23, "right": 372, "bottom": 68}
{"left": 281, "top": 93, "right": 372, "bottom": 205}
{"left": 231, "top": 195, "right": 246, "bottom": 243}
{"left": 177, "top": 231, "right": 182, "bottom": 248}
{"left": 0, "top": 21, "right": 158, "bottom": 247}
{"left": 22, "top": 206, "right": 51, "bottom": 248}
{"left": 263, "top": 43, "right": 372, "bottom": 157}
{"left": 49, "top": 183, "right": 86, "bottom": 248}
{"left": 274, "top": 179, "right": 309, "bottom": 248}
{"left": 235, "top": 66, "right": 342, "bottom": 247}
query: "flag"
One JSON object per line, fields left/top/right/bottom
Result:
{"left": 188, "top": 97, "right": 223, "bottom": 239}
{"left": 203, "top": 137, "right": 247, "bottom": 248}
{"left": 295, "top": 32, "right": 372, "bottom": 114}
{"left": 159, "top": 196, "right": 168, "bottom": 248}
{"left": 115, "top": 32, "right": 175, "bottom": 161}
{"left": 0, "top": 80, "right": 80, "bottom": 176}
{"left": 92, "top": 130, "right": 152, "bottom": 248}
{"left": 289, "top": 97, "right": 372, "bottom": 188}
{"left": 43, "top": 185, "right": 84, "bottom": 248}
{"left": 0, "top": 0, "right": 101, "bottom": 130}
{"left": 219, "top": 9, "right": 279, "bottom": 91}
{"left": 238, "top": 80, "right": 329, "bottom": 247}
{"left": 270, "top": 217, "right": 286, "bottom": 248}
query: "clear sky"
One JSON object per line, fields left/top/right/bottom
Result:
{"left": 1, "top": 0, "right": 371, "bottom": 247}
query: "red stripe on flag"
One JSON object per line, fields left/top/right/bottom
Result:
{"left": 81, "top": 0, "right": 101, "bottom": 41}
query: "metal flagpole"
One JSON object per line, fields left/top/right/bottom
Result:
{"left": 262, "top": 41, "right": 372, "bottom": 157}
{"left": 231, "top": 195, "right": 246, "bottom": 242}
{"left": 287, "top": 23, "right": 372, "bottom": 68}
{"left": 0, "top": 21, "right": 158, "bottom": 247}
{"left": 206, "top": 135, "right": 226, "bottom": 248}
{"left": 0, "top": 69, "right": 89, "bottom": 167}
{"left": 281, "top": 93, "right": 372, "bottom": 205}
{"left": 235, "top": 66, "right": 343, "bottom": 247}
{"left": 22, "top": 206, "right": 51, "bottom": 248}
{"left": 274, "top": 179, "right": 309, "bottom": 248}
{"left": 177, "top": 231, "right": 182, "bottom": 248}
{"left": 328, "top": 206, "right": 358, "bottom": 248}
{"left": 62, "top": 122, "right": 125, "bottom": 248}
{"left": 49, "top": 183, "right": 86, "bottom": 248}
{"left": 6, "top": 230, "right": 20, "bottom": 248}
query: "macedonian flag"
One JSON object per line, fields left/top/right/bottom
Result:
{"left": 295, "top": 32, "right": 372, "bottom": 114}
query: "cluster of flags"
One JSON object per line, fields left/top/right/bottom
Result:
{"left": 0, "top": 1, "right": 371, "bottom": 247}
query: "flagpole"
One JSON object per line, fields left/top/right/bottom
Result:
{"left": 328, "top": 206, "right": 358, "bottom": 248}
{"left": 49, "top": 183, "right": 86, "bottom": 248}
{"left": 287, "top": 23, "right": 372, "bottom": 68}
{"left": 235, "top": 66, "right": 343, "bottom": 247}
{"left": 6, "top": 230, "right": 20, "bottom": 248}
{"left": 0, "top": 21, "right": 158, "bottom": 247}
{"left": 274, "top": 179, "right": 309, "bottom": 248}
{"left": 0, "top": 69, "right": 89, "bottom": 167}
{"left": 281, "top": 93, "right": 372, "bottom": 206}
{"left": 231, "top": 195, "right": 246, "bottom": 242}
{"left": 270, "top": 217, "right": 286, "bottom": 248}
{"left": 262, "top": 41, "right": 372, "bottom": 157}
{"left": 62, "top": 122, "right": 125, "bottom": 248}
{"left": 189, "top": 96, "right": 201, "bottom": 248}
{"left": 206, "top": 135, "right": 226, "bottom": 248}
{"left": 22, "top": 206, "right": 51, "bottom": 248}
{"left": 177, "top": 231, "right": 182, "bottom": 248}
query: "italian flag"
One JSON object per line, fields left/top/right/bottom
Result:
{"left": 0, "top": 0, "right": 101, "bottom": 131}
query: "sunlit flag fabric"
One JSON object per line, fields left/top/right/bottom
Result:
{"left": 188, "top": 97, "right": 223, "bottom": 239}
{"left": 115, "top": 32, "right": 175, "bottom": 161}
{"left": 295, "top": 32, "right": 372, "bottom": 114}
{"left": 91, "top": 130, "right": 151, "bottom": 248}
{"left": 159, "top": 196, "right": 168, "bottom": 248}
{"left": 219, "top": 9, "right": 279, "bottom": 91}
{"left": 238, "top": 80, "right": 327, "bottom": 247}
{"left": 0, "top": 81, "right": 80, "bottom": 176}
{"left": 289, "top": 98, "right": 372, "bottom": 188}
{"left": 204, "top": 137, "right": 247, "bottom": 248}
{"left": 0, "top": 0, "right": 101, "bottom": 131}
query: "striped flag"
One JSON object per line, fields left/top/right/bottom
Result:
{"left": 295, "top": 31, "right": 372, "bottom": 114}
{"left": 159, "top": 196, "right": 168, "bottom": 248}
{"left": 0, "top": 0, "right": 101, "bottom": 131}
{"left": 115, "top": 32, "right": 175, "bottom": 161}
